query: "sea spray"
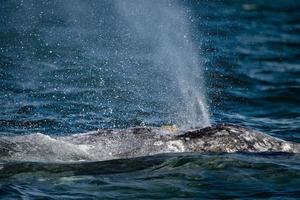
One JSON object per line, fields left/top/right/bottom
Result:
{"left": 115, "top": 0, "right": 210, "bottom": 128}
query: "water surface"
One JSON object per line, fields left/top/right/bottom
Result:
{"left": 1, "top": 0, "right": 300, "bottom": 199}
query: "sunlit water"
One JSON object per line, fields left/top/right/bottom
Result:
{"left": 1, "top": 0, "right": 300, "bottom": 199}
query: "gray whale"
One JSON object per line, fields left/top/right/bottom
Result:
{"left": 0, "top": 124, "right": 299, "bottom": 162}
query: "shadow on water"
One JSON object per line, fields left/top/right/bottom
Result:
{"left": 0, "top": 153, "right": 300, "bottom": 199}
{"left": 1, "top": 152, "right": 299, "bottom": 178}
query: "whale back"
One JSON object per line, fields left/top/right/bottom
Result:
{"left": 0, "top": 124, "right": 299, "bottom": 162}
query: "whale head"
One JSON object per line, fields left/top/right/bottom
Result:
{"left": 176, "top": 124, "right": 300, "bottom": 153}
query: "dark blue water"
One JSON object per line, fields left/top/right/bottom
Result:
{"left": 1, "top": 0, "right": 300, "bottom": 199}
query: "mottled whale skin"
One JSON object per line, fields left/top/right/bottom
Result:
{"left": 0, "top": 124, "right": 299, "bottom": 162}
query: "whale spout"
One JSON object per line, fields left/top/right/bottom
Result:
{"left": 0, "top": 124, "right": 299, "bottom": 162}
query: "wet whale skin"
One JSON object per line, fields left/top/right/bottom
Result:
{"left": 0, "top": 124, "right": 299, "bottom": 162}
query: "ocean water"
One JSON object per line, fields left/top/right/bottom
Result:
{"left": 1, "top": 0, "right": 300, "bottom": 199}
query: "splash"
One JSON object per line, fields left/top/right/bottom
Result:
{"left": 115, "top": 0, "right": 210, "bottom": 128}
